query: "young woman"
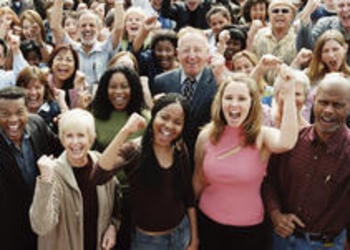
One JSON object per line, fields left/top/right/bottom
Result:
{"left": 193, "top": 68, "right": 298, "bottom": 249}
{"left": 302, "top": 30, "right": 350, "bottom": 121}
{"left": 93, "top": 93, "right": 199, "bottom": 250}
{"left": 91, "top": 65, "right": 147, "bottom": 152}
{"left": 16, "top": 65, "right": 67, "bottom": 132}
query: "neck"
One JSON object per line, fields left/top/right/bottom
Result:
{"left": 272, "top": 27, "right": 289, "bottom": 41}
{"left": 82, "top": 44, "right": 93, "bottom": 54}
{"left": 68, "top": 157, "right": 88, "bottom": 168}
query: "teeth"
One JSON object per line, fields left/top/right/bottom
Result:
{"left": 160, "top": 128, "right": 171, "bottom": 137}
{"left": 9, "top": 125, "right": 19, "bottom": 131}
{"left": 229, "top": 111, "right": 240, "bottom": 119}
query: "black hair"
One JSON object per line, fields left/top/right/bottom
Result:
{"left": 218, "top": 24, "right": 247, "bottom": 49}
{"left": 91, "top": 65, "right": 145, "bottom": 120}
{"left": 0, "top": 86, "right": 25, "bottom": 99}
{"left": 20, "top": 40, "right": 42, "bottom": 61}
{"left": 138, "top": 93, "right": 190, "bottom": 191}
{"left": 242, "top": 0, "right": 269, "bottom": 23}
{"left": 0, "top": 38, "right": 8, "bottom": 56}
{"left": 150, "top": 29, "right": 178, "bottom": 52}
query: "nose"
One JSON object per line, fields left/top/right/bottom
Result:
{"left": 323, "top": 104, "right": 335, "bottom": 114}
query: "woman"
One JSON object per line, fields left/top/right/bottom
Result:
{"left": 29, "top": 109, "right": 117, "bottom": 250}
{"left": 138, "top": 29, "right": 179, "bottom": 91}
{"left": 91, "top": 65, "right": 147, "bottom": 152}
{"left": 16, "top": 65, "right": 67, "bottom": 132}
{"left": 93, "top": 93, "right": 199, "bottom": 250}
{"left": 193, "top": 67, "right": 298, "bottom": 249}
{"left": 48, "top": 44, "right": 85, "bottom": 108}
{"left": 20, "top": 10, "right": 52, "bottom": 63}
{"left": 302, "top": 30, "right": 350, "bottom": 121}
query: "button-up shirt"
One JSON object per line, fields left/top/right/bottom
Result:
{"left": 263, "top": 125, "right": 350, "bottom": 235}
{"left": 64, "top": 34, "right": 117, "bottom": 86}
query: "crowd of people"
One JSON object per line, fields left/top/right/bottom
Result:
{"left": 1, "top": 0, "right": 350, "bottom": 249}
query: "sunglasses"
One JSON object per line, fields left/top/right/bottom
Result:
{"left": 271, "top": 8, "right": 290, "bottom": 14}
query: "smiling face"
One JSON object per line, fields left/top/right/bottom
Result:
{"left": 222, "top": 81, "right": 252, "bottom": 127}
{"left": 152, "top": 103, "right": 185, "bottom": 147}
{"left": 24, "top": 79, "right": 44, "bottom": 113}
{"left": 124, "top": 12, "right": 144, "bottom": 40}
{"left": 321, "top": 39, "right": 346, "bottom": 72}
{"left": 78, "top": 12, "right": 98, "bottom": 46}
{"left": 52, "top": 49, "right": 76, "bottom": 82}
{"left": 209, "top": 12, "right": 231, "bottom": 35}
{"left": 154, "top": 40, "right": 176, "bottom": 70}
{"left": 337, "top": 0, "right": 350, "bottom": 31}
{"left": 250, "top": 2, "right": 266, "bottom": 22}
{"left": 269, "top": 5, "right": 294, "bottom": 31}
{"left": 0, "top": 97, "right": 28, "bottom": 146}
{"left": 224, "top": 38, "right": 244, "bottom": 61}
{"left": 314, "top": 82, "right": 349, "bottom": 140}
{"left": 108, "top": 72, "right": 131, "bottom": 111}
{"left": 64, "top": 17, "right": 78, "bottom": 39}
{"left": 61, "top": 125, "right": 93, "bottom": 166}
{"left": 22, "top": 18, "right": 35, "bottom": 40}
{"left": 233, "top": 56, "right": 255, "bottom": 74}
{"left": 277, "top": 81, "right": 306, "bottom": 112}
{"left": 177, "top": 33, "right": 209, "bottom": 78}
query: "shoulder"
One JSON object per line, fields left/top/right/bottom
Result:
{"left": 197, "top": 126, "right": 211, "bottom": 147}
{"left": 155, "top": 69, "right": 180, "bottom": 81}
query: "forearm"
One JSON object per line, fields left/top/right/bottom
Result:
{"left": 279, "top": 88, "right": 298, "bottom": 149}
{"left": 111, "top": 2, "right": 124, "bottom": 49}
{"left": 187, "top": 207, "right": 199, "bottom": 248}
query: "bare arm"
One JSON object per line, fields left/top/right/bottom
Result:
{"left": 193, "top": 127, "right": 210, "bottom": 199}
{"left": 261, "top": 64, "right": 298, "bottom": 153}
{"left": 132, "top": 15, "right": 158, "bottom": 53}
{"left": 47, "top": 0, "right": 65, "bottom": 45}
{"left": 187, "top": 207, "right": 199, "bottom": 250}
{"left": 111, "top": 1, "right": 125, "bottom": 49}
{"left": 98, "top": 113, "right": 146, "bottom": 170}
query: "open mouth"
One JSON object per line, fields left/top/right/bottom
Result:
{"left": 7, "top": 124, "right": 21, "bottom": 138}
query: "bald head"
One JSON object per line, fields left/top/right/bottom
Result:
{"left": 317, "top": 73, "right": 350, "bottom": 101}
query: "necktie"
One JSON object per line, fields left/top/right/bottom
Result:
{"left": 183, "top": 78, "right": 195, "bottom": 101}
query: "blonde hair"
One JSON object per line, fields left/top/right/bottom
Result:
{"left": 20, "top": 10, "right": 46, "bottom": 41}
{"left": 307, "top": 30, "right": 350, "bottom": 85}
{"left": 59, "top": 109, "right": 96, "bottom": 143}
{"left": 209, "top": 73, "right": 262, "bottom": 145}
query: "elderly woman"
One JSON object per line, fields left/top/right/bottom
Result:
{"left": 29, "top": 109, "right": 118, "bottom": 250}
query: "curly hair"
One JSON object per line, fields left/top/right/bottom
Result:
{"left": 91, "top": 65, "right": 145, "bottom": 120}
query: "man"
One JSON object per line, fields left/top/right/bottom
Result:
{"left": 0, "top": 87, "right": 61, "bottom": 249}
{"left": 297, "top": 0, "right": 350, "bottom": 65}
{"left": 152, "top": 27, "right": 217, "bottom": 164}
{"left": 49, "top": 0, "right": 123, "bottom": 86}
{"left": 263, "top": 73, "right": 350, "bottom": 249}
{"left": 252, "top": 0, "right": 297, "bottom": 84}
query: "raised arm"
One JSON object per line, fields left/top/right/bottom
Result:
{"left": 132, "top": 15, "right": 158, "bottom": 53}
{"left": 111, "top": 0, "right": 125, "bottom": 49}
{"left": 47, "top": 0, "right": 65, "bottom": 45}
{"left": 98, "top": 113, "right": 146, "bottom": 171}
{"left": 29, "top": 155, "right": 62, "bottom": 236}
{"left": 260, "top": 64, "right": 298, "bottom": 153}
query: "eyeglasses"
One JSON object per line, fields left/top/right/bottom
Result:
{"left": 271, "top": 8, "right": 290, "bottom": 14}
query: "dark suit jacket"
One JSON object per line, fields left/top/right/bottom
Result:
{"left": 152, "top": 67, "right": 217, "bottom": 167}
{"left": 0, "top": 115, "right": 62, "bottom": 250}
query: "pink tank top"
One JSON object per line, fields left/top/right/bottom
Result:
{"left": 199, "top": 126, "right": 267, "bottom": 226}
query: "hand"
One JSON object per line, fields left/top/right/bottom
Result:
{"left": 143, "top": 15, "right": 160, "bottom": 32}
{"left": 209, "top": 53, "right": 228, "bottom": 85}
{"left": 73, "top": 71, "right": 88, "bottom": 91}
{"left": 248, "top": 20, "right": 264, "bottom": 37}
{"left": 37, "top": 155, "right": 56, "bottom": 183}
{"left": 76, "top": 90, "right": 92, "bottom": 109}
{"left": 101, "top": 224, "right": 116, "bottom": 250}
{"left": 292, "top": 48, "right": 312, "bottom": 68}
{"left": 123, "top": 113, "right": 147, "bottom": 135}
{"left": 217, "top": 30, "right": 230, "bottom": 54}
{"left": 7, "top": 31, "right": 21, "bottom": 54}
{"left": 257, "top": 54, "right": 283, "bottom": 72}
{"left": 271, "top": 210, "right": 305, "bottom": 238}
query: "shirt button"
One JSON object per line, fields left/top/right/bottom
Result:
{"left": 297, "top": 207, "right": 302, "bottom": 212}
{"left": 313, "top": 155, "right": 318, "bottom": 160}
{"left": 306, "top": 173, "right": 311, "bottom": 178}
{"left": 75, "top": 211, "right": 79, "bottom": 216}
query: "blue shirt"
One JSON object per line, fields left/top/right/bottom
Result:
{"left": 0, "top": 129, "right": 37, "bottom": 188}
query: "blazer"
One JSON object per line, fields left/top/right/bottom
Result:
{"left": 152, "top": 67, "right": 217, "bottom": 163}
{"left": 0, "top": 114, "right": 62, "bottom": 250}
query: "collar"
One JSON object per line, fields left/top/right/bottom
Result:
{"left": 308, "top": 125, "right": 348, "bottom": 155}
{"left": 180, "top": 69, "right": 203, "bottom": 84}
{"left": 76, "top": 40, "right": 104, "bottom": 55}
{"left": 0, "top": 127, "right": 29, "bottom": 147}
